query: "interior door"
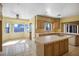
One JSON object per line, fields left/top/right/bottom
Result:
{"left": 0, "top": 21, "right": 2, "bottom": 51}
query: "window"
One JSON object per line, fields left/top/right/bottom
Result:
{"left": 25, "top": 23, "right": 32, "bottom": 32}
{"left": 64, "top": 24, "right": 78, "bottom": 33}
{"left": 29, "top": 23, "right": 32, "bottom": 32}
{"left": 25, "top": 24, "right": 29, "bottom": 32}
{"left": 44, "top": 22, "right": 52, "bottom": 31}
{"left": 14, "top": 24, "right": 24, "bottom": 32}
{"left": 5, "top": 23, "right": 10, "bottom": 33}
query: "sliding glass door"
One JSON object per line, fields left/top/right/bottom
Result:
{"left": 64, "top": 24, "right": 78, "bottom": 34}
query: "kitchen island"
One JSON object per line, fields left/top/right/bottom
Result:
{"left": 36, "top": 35, "right": 70, "bottom": 56}
{"left": 36, "top": 32, "right": 79, "bottom": 46}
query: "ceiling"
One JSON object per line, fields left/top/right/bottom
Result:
{"left": 2, "top": 3, "right": 79, "bottom": 19}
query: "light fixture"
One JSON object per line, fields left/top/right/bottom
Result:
{"left": 57, "top": 14, "right": 61, "bottom": 16}
{"left": 57, "top": 14, "right": 61, "bottom": 18}
{"left": 16, "top": 14, "right": 19, "bottom": 19}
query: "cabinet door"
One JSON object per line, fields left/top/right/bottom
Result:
{"left": 64, "top": 39, "right": 69, "bottom": 52}
{"left": 59, "top": 40, "right": 65, "bottom": 55}
{"left": 53, "top": 20, "right": 60, "bottom": 31}
{"left": 0, "top": 21, "right": 2, "bottom": 51}
{"left": 76, "top": 36, "right": 79, "bottom": 46}
{"left": 44, "top": 43, "right": 54, "bottom": 56}
{"left": 36, "top": 42, "right": 44, "bottom": 56}
{"left": 53, "top": 41, "right": 60, "bottom": 56}
{"left": 37, "top": 20, "right": 44, "bottom": 29}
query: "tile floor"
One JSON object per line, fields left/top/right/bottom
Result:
{"left": 63, "top": 45, "right": 79, "bottom": 56}
{"left": 0, "top": 39, "right": 79, "bottom": 56}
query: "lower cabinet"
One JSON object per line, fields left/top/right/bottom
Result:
{"left": 69, "top": 35, "right": 79, "bottom": 46}
{"left": 53, "top": 41, "right": 60, "bottom": 56}
{"left": 64, "top": 39, "right": 69, "bottom": 53}
{"left": 44, "top": 43, "right": 54, "bottom": 56}
{"left": 59, "top": 39, "right": 68, "bottom": 55}
{"left": 76, "top": 35, "right": 79, "bottom": 46}
{"left": 36, "top": 39, "right": 68, "bottom": 56}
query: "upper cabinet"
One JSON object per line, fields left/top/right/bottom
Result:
{"left": 35, "top": 15, "right": 60, "bottom": 33}
{"left": 37, "top": 20, "right": 44, "bottom": 29}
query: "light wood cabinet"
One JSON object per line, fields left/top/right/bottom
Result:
{"left": 64, "top": 39, "right": 69, "bottom": 52}
{"left": 69, "top": 35, "right": 79, "bottom": 46}
{"left": 53, "top": 41, "right": 60, "bottom": 56}
{"left": 36, "top": 42, "right": 44, "bottom": 56}
{"left": 53, "top": 20, "right": 60, "bottom": 30}
{"left": 44, "top": 42, "right": 54, "bottom": 56}
{"left": 59, "top": 39, "right": 68, "bottom": 55}
{"left": 76, "top": 35, "right": 79, "bottom": 46}
{"left": 37, "top": 20, "right": 44, "bottom": 29}
{"left": 59, "top": 40, "right": 66, "bottom": 55}
{"left": 35, "top": 15, "right": 60, "bottom": 33}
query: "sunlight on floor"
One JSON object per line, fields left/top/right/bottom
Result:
{"left": 0, "top": 39, "right": 36, "bottom": 56}
{"left": 3, "top": 40, "right": 20, "bottom": 46}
